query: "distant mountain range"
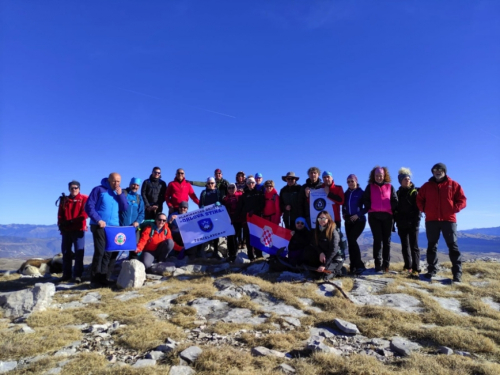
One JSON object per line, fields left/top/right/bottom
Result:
{"left": 0, "top": 224, "right": 499, "bottom": 260}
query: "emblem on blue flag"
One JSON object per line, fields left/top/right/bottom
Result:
{"left": 198, "top": 218, "right": 214, "bottom": 233}
{"left": 313, "top": 198, "right": 326, "bottom": 211}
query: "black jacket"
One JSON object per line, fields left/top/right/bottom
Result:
{"left": 298, "top": 178, "right": 323, "bottom": 219}
{"left": 199, "top": 189, "right": 223, "bottom": 207}
{"left": 141, "top": 175, "right": 167, "bottom": 211}
{"left": 394, "top": 184, "right": 421, "bottom": 229}
{"left": 310, "top": 228, "right": 341, "bottom": 269}
{"left": 237, "top": 187, "right": 264, "bottom": 220}
{"left": 287, "top": 229, "right": 310, "bottom": 266}
{"left": 279, "top": 184, "right": 302, "bottom": 221}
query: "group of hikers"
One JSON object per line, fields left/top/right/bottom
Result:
{"left": 57, "top": 163, "right": 466, "bottom": 287}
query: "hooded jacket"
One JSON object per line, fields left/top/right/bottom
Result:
{"left": 310, "top": 228, "right": 341, "bottom": 269}
{"left": 237, "top": 186, "right": 264, "bottom": 220}
{"left": 199, "top": 188, "right": 222, "bottom": 207}
{"left": 342, "top": 187, "right": 367, "bottom": 222}
{"left": 416, "top": 176, "right": 466, "bottom": 222}
{"left": 279, "top": 183, "right": 302, "bottom": 221}
{"left": 57, "top": 193, "right": 88, "bottom": 232}
{"left": 85, "top": 178, "right": 129, "bottom": 226}
{"left": 120, "top": 188, "right": 145, "bottom": 226}
{"left": 262, "top": 188, "right": 281, "bottom": 225}
{"left": 165, "top": 178, "right": 200, "bottom": 209}
{"left": 322, "top": 181, "right": 345, "bottom": 223}
{"left": 394, "top": 184, "right": 420, "bottom": 228}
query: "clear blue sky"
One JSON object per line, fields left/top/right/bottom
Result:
{"left": 1, "top": 0, "right": 499, "bottom": 230}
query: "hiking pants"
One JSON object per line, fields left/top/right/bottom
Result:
{"left": 61, "top": 230, "right": 85, "bottom": 279}
{"left": 368, "top": 214, "right": 392, "bottom": 269}
{"left": 425, "top": 221, "right": 462, "bottom": 276}
{"left": 398, "top": 226, "right": 420, "bottom": 271}
{"left": 227, "top": 222, "right": 242, "bottom": 258}
{"left": 243, "top": 222, "right": 262, "bottom": 260}
{"left": 345, "top": 219, "right": 366, "bottom": 270}
{"left": 141, "top": 239, "right": 175, "bottom": 270}
{"left": 90, "top": 225, "right": 117, "bottom": 282}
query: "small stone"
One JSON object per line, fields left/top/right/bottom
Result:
{"left": 251, "top": 346, "right": 286, "bottom": 358}
{"left": 455, "top": 351, "right": 471, "bottom": 357}
{"left": 283, "top": 317, "right": 301, "bottom": 327}
{"left": 17, "top": 326, "right": 35, "bottom": 334}
{"left": 97, "top": 313, "right": 109, "bottom": 320}
{"left": 0, "top": 361, "right": 17, "bottom": 373}
{"left": 169, "top": 365, "right": 195, "bottom": 375}
{"left": 390, "top": 337, "right": 422, "bottom": 356}
{"left": 44, "top": 368, "right": 61, "bottom": 374}
{"left": 173, "top": 268, "right": 187, "bottom": 277}
{"left": 81, "top": 292, "right": 101, "bottom": 303}
{"left": 334, "top": 318, "right": 360, "bottom": 334}
{"left": 132, "top": 359, "right": 156, "bottom": 368}
{"left": 54, "top": 348, "right": 76, "bottom": 357}
{"left": 146, "top": 351, "right": 165, "bottom": 360}
{"left": 278, "top": 363, "right": 296, "bottom": 373}
{"left": 179, "top": 346, "right": 202, "bottom": 363}
{"left": 438, "top": 346, "right": 454, "bottom": 355}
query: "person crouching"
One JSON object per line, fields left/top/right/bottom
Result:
{"left": 135, "top": 213, "right": 182, "bottom": 273}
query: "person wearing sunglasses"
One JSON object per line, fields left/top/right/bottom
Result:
{"left": 342, "top": 174, "right": 367, "bottom": 275}
{"left": 186, "top": 168, "right": 230, "bottom": 198}
{"left": 135, "top": 213, "right": 182, "bottom": 273}
{"left": 262, "top": 180, "right": 281, "bottom": 225}
{"left": 141, "top": 166, "right": 167, "bottom": 220}
{"left": 198, "top": 177, "right": 224, "bottom": 259}
{"left": 362, "top": 166, "right": 398, "bottom": 273}
{"left": 417, "top": 163, "right": 466, "bottom": 282}
{"left": 306, "top": 211, "right": 344, "bottom": 279}
{"left": 286, "top": 217, "right": 311, "bottom": 267}
{"left": 165, "top": 168, "right": 200, "bottom": 215}
{"left": 222, "top": 183, "right": 243, "bottom": 262}
{"left": 237, "top": 176, "right": 265, "bottom": 261}
{"left": 235, "top": 171, "right": 247, "bottom": 193}
{"left": 57, "top": 180, "right": 88, "bottom": 283}
{"left": 298, "top": 167, "right": 323, "bottom": 228}
{"left": 279, "top": 172, "right": 301, "bottom": 230}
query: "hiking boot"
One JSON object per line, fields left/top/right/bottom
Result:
{"left": 423, "top": 272, "right": 435, "bottom": 280}
{"left": 411, "top": 270, "right": 419, "bottom": 278}
{"left": 403, "top": 267, "right": 411, "bottom": 274}
{"left": 383, "top": 267, "right": 390, "bottom": 273}
{"left": 74, "top": 277, "right": 82, "bottom": 284}
{"left": 349, "top": 267, "right": 357, "bottom": 275}
{"left": 453, "top": 274, "right": 462, "bottom": 283}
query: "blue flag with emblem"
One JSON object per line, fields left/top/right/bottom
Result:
{"left": 104, "top": 226, "right": 137, "bottom": 251}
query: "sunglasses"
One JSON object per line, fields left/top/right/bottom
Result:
{"left": 131, "top": 184, "right": 139, "bottom": 187}
{"left": 156, "top": 219, "right": 167, "bottom": 222}
{"left": 347, "top": 180, "right": 355, "bottom": 183}
{"left": 286, "top": 178, "right": 295, "bottom": 181}
{"left": 247, "top": 182, "right": 255, "bottom": 184}
{"left": 70, "top": 187, "right": 79, "bottom": 190}
{"left": 153, "top": 171, "right": 161, "bottom": 174}
{"left": 433, "top": 168, "right": 444, "bottom": 172}
{"left": 296, "top": 221, "right": 305, "bottom": 225}
{"left": 318, "top": 217, "right": 328, "bottom": 221}
{"left": 177, "top": 172, "right": 185, "bottom": 175}
{"left": 228, "top": 187, "right": 236, "bottom": 190}
{"left": 207, "top": 182, "right": 215, "bottom": 185}
{"left": 265, "top": 185, "right": 273, "bottom": 188}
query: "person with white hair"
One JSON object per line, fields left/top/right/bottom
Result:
{"left": 394, "top": 168, "right": 421, "bottom": 277}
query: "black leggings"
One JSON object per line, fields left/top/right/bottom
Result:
{"left": 368, "top": 214, "right": 392, "bottom": 269}
{"left": 345, "top": 219, "right": 366, "bottom": 269}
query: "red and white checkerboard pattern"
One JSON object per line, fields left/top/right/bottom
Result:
{"left": 260, "top": 226, "right": 273, "bottom": 248}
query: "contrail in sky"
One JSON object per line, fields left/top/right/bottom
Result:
{"left": 118, "top": 88, "right": 236, "bottom": 119}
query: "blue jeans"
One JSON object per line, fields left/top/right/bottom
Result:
{"left": 61, "top": 231, "right": 85, "bottom": 278}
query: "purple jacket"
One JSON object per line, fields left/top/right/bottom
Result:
{"left": 342, "top": 187, "right": 367, "bottom": 221}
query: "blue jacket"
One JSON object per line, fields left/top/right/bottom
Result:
{"left": 119, "top": 188, "right": 145, "bottom": 226}
{"left": 342, "top": 187, "right": 367, "bottom": 222}
{"left": 85, "top": 178, "right": 129, "bottom": 226}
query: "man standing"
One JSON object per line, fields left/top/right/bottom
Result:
{"left": 279, "top": 172, "right": 301, "bottom": 230}
{"left": 120, "top": 177, "right": 145, "bottom": 259}
{"left": 298, "top": 167, "right": 323, "bottom": 227}
{"left": 141, "top": 166, "right": 167, "bottom": 220}
{"left": 417, "top": 163, "right": 466, "bottom": 282}
{"left": 85, "top": 173, "right": 128, "bottom": 287}
{"left": 187, "top": 168, "right": 230, "bottom": 198}
{"left": 254, "top": 173, "right": 265, "bottom": 192}
{"left": 57, "top": 180, "right": 88, "bottom": 283}
{"left": 165, "top": 168, "right": 200, "bottom": 214}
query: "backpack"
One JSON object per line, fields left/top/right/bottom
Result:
{"left": 140, "top": 220, "right": 168, "bottom": 238}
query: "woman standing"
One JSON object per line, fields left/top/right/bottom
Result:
{"left": 234, "top": 171, "right": 247, "bottom": 247}
{"left": 363, "top": 167, "right": 398, "bottom": 273}
{"left": 237, "top": 176, "right": 264, "bottom": 261}
{"left": 394, "top": 168, "right": 421, "bottom": 276}
{"left": 199, "top": 177, "right": 224, "bottom": 259}
{"left": 342, "top": 174, "right": 367, "bottom": 275}
{"left": 262, "top": 180, "right": 282, "bottom": 225}
{"left": 306, "top": 211, "right": 343, "bottom": 280}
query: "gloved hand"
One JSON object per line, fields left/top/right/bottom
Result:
{"left": 215, "top": 202, "right": 221, "bottom": 206}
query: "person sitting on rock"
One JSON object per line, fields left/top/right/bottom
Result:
{"left": 305, "top": 211, "right": 343, "bottom": 280}
{"left": 135, "top": 213, "right": 182, "bottom": 273}
{"left": 286, "top": 217, "right": 311, "bottom": 267}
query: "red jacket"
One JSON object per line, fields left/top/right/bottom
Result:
{"left": 222, "top": 191, "right": 243, "bottom": 223}
{"left": 57, "top": 193, "right": 88, "bottom": 232}
{"left": 262, "top": 188, "right": 282, "bottom": 225}
{"left": 165, "top": 179, "right": 200, "bottom": 209}
{"left": 323, "top": 182, "right": 345, "bottom": 223}
{"left": 137, "top": 225, "right": 183, "bottom": 252}
{"left": 417, "top": 176, "right": 466, "bottom": 223}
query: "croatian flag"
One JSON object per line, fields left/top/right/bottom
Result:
{"left": 104, "top": 226, "right": 137, "bottom": 252}
{"left": 247, "top": 214, "right": 292, "bottom": 255}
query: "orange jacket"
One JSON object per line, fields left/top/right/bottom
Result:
{"left": 137, "top": 225, "right": 183, "bottom": 252}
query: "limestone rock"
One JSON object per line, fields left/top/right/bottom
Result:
{"left": 438, "top": 346, "right": 454, "bottom": 355}
{"left": 334, "top": 318, "right": 360, "bottom": 334}
{"left": 251, "top": 346, "right": 286, "bottom": 358}
{"left": 278, "top": 363, "right": 296, "bottom": 373}
{"left": 132, "top": 359, "right": 156, "bottom": 368}
{"left": 0, "top": 361, "right": 17, "bottom": 373}
{"left": 0, "top": 282, "right": 56, "bottom": 318}
{"left": 179, "top": 346, "right": 202, "bottom": 364}
{"left": 169, "top": 365, "right": 195, "bottom": 375}
{"left": 81, "top": 292, "right": 101, "bottom": 304}
{"left": 149, "top": 262, "right": 176, "bottom": 275}
{"left": 116, "top": 260, "right": 146, "bottom": 289}
{"left": 146, "top": 351, "right": 165, "bottom": 360}
{"left": 390, "top": 337, "right": 422, "bottom": 356}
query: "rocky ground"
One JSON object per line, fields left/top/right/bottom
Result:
{"left": 1, "top": 250, "right": 500, "bottom": 374}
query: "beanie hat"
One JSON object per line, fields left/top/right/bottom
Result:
{"left": 179, "top": 201, "right": 189, "bottom": 209}
{"left": 207, "top": 177, "right": 215, "bottom": 183}
{"left": 432, "top": 163, "right": 447, "bottom": 174}
{"left": 322, "top": 171, "right": 333, "bottom": 178}
{"left": 347, "top": 174, "right": 358, "bottom": 185}
{"left": 130, "top": 177, "right": 141, "bottom": 185}
{"left": 246, "top": 177, "right": 256, "bottom": 184}
{"left": 255, "top": 173, "right": 263, "bottom": 178}
{"left": 214, "top": 168, "right": 222, "bottom": 174}
{"left": 228, "top": 183, "right": 236, "bottom": 189}
{"left": 68, "top": 180, "right": 80, "bottom": 188}
{"left": 397, "top": 167, "right": 411, "bottom": 184}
